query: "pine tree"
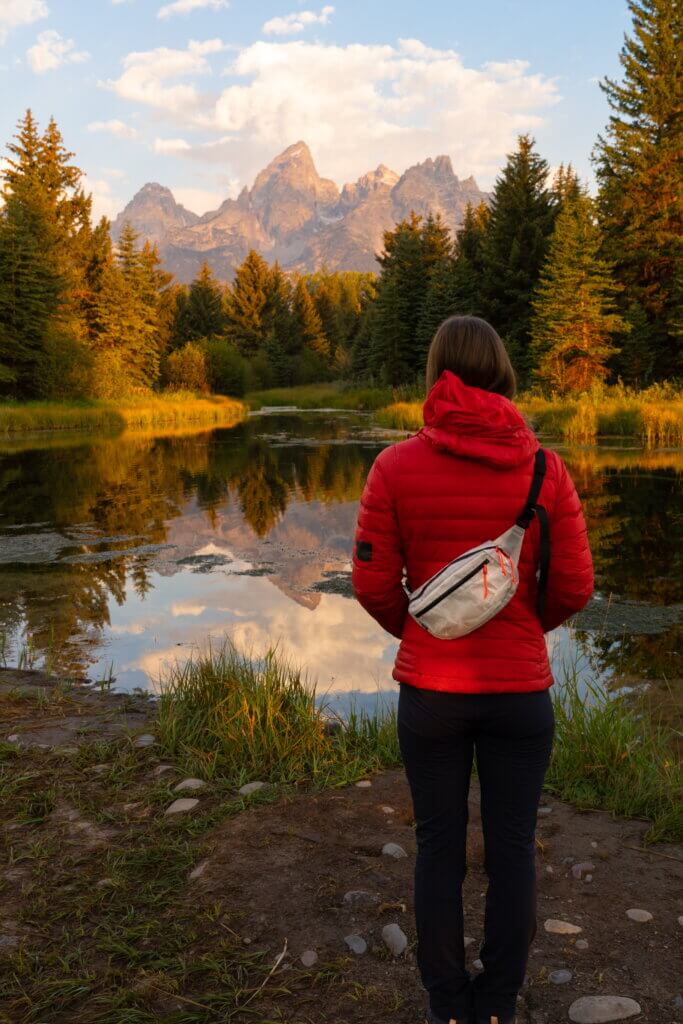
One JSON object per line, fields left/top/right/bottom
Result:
{"left": 292, "top": 278, "right": 328, "bottom": 357}
{"left": 415, "top": 215, "right": 457, "bottom": 362}
{"left": 530, "top": 191, "right": 626, "bottom": 394}
{"left": 370, "top": 213, "right": 427, "bottom": 385}
{"left": 225, "top": 250, "right": 272, "bottom": 356}
{"left": 174, "top": 261, "right": 226, "bottom": 343}
{"left": 480, "top": 135, "right": 556, "bottom": 381}
{"left": 451, "top": 201, "right": 490, "bottom": 316}
{"left": 594, "top": 0, "right": 682, "bottom": 378}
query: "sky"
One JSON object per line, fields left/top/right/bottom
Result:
{"left": 0, "top": 0, "right": 632, "bottom": 221}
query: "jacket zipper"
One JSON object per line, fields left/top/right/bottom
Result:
{"left": 414, "top": 558, "right": 490, "bottom": 618}
{"left": 410, "top": 544, "right": 495, "bottom": 602}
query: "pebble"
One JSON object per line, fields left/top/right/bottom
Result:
{"left": 382, "top": 922, "right": 408, "bottom": 956}
{"left": 545, "top": 865, "right": 555, "bottom": 875}
{"left": 133, "top": 734, "right": 156, "bottom": 748}
{"left": 544, "top": 919, "right": 582, "bottom": 935}
{"left": 537, "top": 806, "right": 553, "bottom": 816}
{"left": 151, "top": 764, "right": 175, "bottom": 777}
{"left": 382, "top": 842, "right": 407, "bottom": 859}
{"left": 344, "top": 933, "right": 367, "bottom": 955}
{"left": 165, "top": 798, "right": 199, "bottom": 815}
{"left": 576, "top": 939, "right": 589, "bottom": 950}
{"left": 174, "top": 778, "right": 206, "bottom": 793}
{"left": 464, "top": 936, "right": 475, "bottom": 948}
{"left": 568, "top": 995, "right": 641, "bottom": 1022}
{"left": 585, "top": 874, "right": 593, "bottom": 883}
{"left": 58, "top": 746, "right": 79, "bottom": 756}
{"left": 189, "top": 859, "right": 209, "bottom": 880}
{"left": 343, "top": 890, "right": 377, "bottom": 906}
{"left": 355, "top": 780, "right": 371, "bottom": 788}
{"left": 239, "top": 781, "right": 266, "bottom": 797}
{"left": 380, "top": 805, "right": 395, "bottom": 814}
{"left": 301, "top": 949, "right": 318, "bottom": 967}
{"left": 472, "top": 958, "right": 484, "bottom": 970}
{"left": 678, "top": 916, "right": 683, "bottom": 927}
{"left": 549, "top": 969, "right": 573, "bottom": 984}
{"left": 625, "top": 908, "right": 652, "bottom": 923}
{"left": 571, "top": 861, "right": 596, "bottom": 880}
{"left": 7, "top": 734, "right": 20, "bottom": 743}
{"left": 96, "top": 878, "right": 115, "bottom": 889}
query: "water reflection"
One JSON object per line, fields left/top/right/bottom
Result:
{"left": 0, "top": 416, "right": 680, "bottom": 711}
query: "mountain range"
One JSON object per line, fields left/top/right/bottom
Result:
{"left": 112, "top": 141, "right": 488, "bottom": 282}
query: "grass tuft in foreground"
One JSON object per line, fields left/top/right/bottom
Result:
{"left": 547, "top": 671, "right": 682, "bottom": 844}
{"left": 156, "top": 641, "right": 400, "bottom": 788}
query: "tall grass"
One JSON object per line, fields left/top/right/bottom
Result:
{"left": 0, "top": 393, "right": 246, "bottom": 436}
{"left": 547, "top": 672, "right": 682, "bottom": 843}
{"left": 156, "top": 641, "right": 400, "bottom": 788}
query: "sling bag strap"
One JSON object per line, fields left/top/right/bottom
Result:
{"left": 515, "top": 448, "right": 550, "bottom": 617}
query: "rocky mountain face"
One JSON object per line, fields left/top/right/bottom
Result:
{"left": 112, "top": 142, "right": 487, "bottom": 281}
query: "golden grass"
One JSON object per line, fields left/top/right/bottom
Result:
{"left": 0, "top": 393, "right": 247, "bottom": 437}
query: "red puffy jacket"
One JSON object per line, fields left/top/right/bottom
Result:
{"left": 352, "top": 372, "right": 594, "bottom": 693}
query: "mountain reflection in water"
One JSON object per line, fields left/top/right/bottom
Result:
{"left": 0, "top": 413, "right": 680, "bottom": 715}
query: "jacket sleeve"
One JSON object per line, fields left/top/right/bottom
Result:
{"left": 541, "top": 455, "right": 594, "bottom": 633}
{"left": 352, "top": 452, "right": 408, "bottom": 639}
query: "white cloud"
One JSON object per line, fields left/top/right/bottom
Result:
{"left": 0, "top": 0, "right": 48, "bottom": 45}
{"left": 105, "top": 36, "right": 559, "bottom": 190}
{"left": 158, "top": 0, "right": 228, "bottom": 19}
{"left": 87, "top": 118, "right": 139, "bottom": 139}
{"left": 263, "top": 5, "right": 334, "bottom": 36}
{"left": 154, "top": 136, "right": 192, "bottom": 153}
{"left": 27, "top": 29, "right": 89, "bottom": 73}
{"left": 172, "top": 184, "right": 232, "bottom": 213}
{"left": 105, "top": 38, "right": 224, "bottom": 116}
{"left": 82, "top": 173, "right": 125, "bottom": 221}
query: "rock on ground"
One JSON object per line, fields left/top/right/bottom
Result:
{"left": 625, "top": 908, "right": 652, "bottom": 922}
{"left": 174, "top": 778, "right": 206, "bottom": 792}
{"left": 568, "top": 995, "right": 641, "bottom": 1022}
{"left": 165, "top": 798, "right": 199, "bottom": 815}
{"left": 239, "top": 781, "right": 265, "bottom": 797}
{"left": 381, "top": 923, "right": 407, "bottom": 956}
{"left": 381, "top": 842, "right": 407, "bottom": 859}
{"left": 344, "top": 933, "right": 367, "bottom": 955}
{"left": 544, "top": 918, "right": 582, "bottom": 935}
{"left": 300, "top": 949, "right": 318, "bottom": 967}
{"left": 133, "top": 734, "right": 155, "bottom": 748}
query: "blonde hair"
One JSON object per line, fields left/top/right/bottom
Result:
{"left": 425, "top": 315, "right": 517, "bottom": 398}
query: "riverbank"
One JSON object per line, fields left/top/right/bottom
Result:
{"left": 246, "top": 382, "right": 683, "bottom": 447}
{"left": 1, "top": 665, "right": 681, "bottom": 1023}
{"left": 0, "top": 393, "right": 247, "bottom": 437}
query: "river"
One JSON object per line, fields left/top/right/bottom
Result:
{"left": 0, "top": 411, "right": 680, "bottom": 720}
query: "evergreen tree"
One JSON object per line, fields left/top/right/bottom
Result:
{"left": 530, "top": 191, "right": 626, "bottom": 394}
{"left": 370, "top": 213, "right": 427, "bottom": 385}
{"left": 594, "top": 0, "right": 682, "bottom": 378}
{"left": 174, "top": 261, "right": 226, "bottom": 343}
{"left": 292, "top": 278, "right": 328, "bottom": 357}
{"left": 451, "top": 201, "right": 490, "bottom": 316}
{"left": 415, "top": 215, "right": 457, "bottom": 362}
{"left": 225, "top": 249, "right": 271, "bottom": 356}
{"left": 479, "top": 135, "right": 556, "bottom": 381}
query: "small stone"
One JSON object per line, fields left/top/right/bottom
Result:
{"left": 133, "top": 734, "right": 156, "bottom": 748}
{"left": 355, "top": 780, "right": 371, "bottom": 788}
{"left": 301, "top": 949, "right": 318, "bottom": 967}
{"left": 189, "top": 859, "right": 209, "bottom": 880}
{"left": 380, "top": 805, "right": 395, "bottom": 814}
{"left": 165, "top": 798, "right": 199, "bottom": 815}
{"left": 344, "top": 933, "right": 367, "bottom": 955}
{"left": 464, "top": 936, "right": 475, "bottom": 948}
{"left": 86, "top": 764, "right": 110, "bottom": 774}
{"left": 576, "top": 939, "right": 589, "bottom": 950}
{"left": 537, "top": 806, "right": 553, "bottom": 816}
{"left": 549, "top": 969, "right": 573, "bottom": 984}
{"left": 673, "top": 995, "right": 683, "bottom": 1009}
{"left": 472, "top": 958, "right": 484, "bottom": 970}
{"left": 591, "top": 841, "right": 598, "bottom": 848}
{"left": 545, "top": 865, "right": 555, "bottom": 875}
{"left": 626, "top": 908, "right": 652, "bottom": 923}
{"left": 96, "top": 878, "right": 115, "bottom": 889}
{"left": 568, "top": 995, "right": 641, "bottom": 1022}
{"left": 585, "top": 874, "right": 593, "bottom": 883}
{"left": 174, "top": 778, "right": 206, "bottom": 793}
{"left": 382, "top": 922, "right": 408, "bottom": 956}
{"left": 382, "top": 842, "right": 407, "bottom": 859}
{"left": 239, "top": 781, "right": 265, "bottom": 797}
{"left": 151, "top": 764, "right": 175, "bottom": 777}
{"left": 544, "top": 919, "right": 582, "bottom": 936}
{"left": 678, "top": 916, "right": 683, "bottom": 927}
{"left": 7, "top": 734, "right": 20, "bottom": 743}
{"left": 343, "top": 890, "right": 377, "bottom": 906}
{"left": 571, "top": 861, "right": 595, "bottom": 880}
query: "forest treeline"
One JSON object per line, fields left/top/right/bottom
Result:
{"left": 0, "top": 0, "right": 679, "bottom": 399}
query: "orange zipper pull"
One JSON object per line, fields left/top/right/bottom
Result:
{"left": 483, "top": 562, "right": 489, "bottom": 598}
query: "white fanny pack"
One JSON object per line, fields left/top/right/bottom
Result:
{"left": 407, "top": 449, "right": 549, "bottom": 640}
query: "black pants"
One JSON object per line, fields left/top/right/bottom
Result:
{"left": 397, "top": 682, "right": 555, "bottom": 1022}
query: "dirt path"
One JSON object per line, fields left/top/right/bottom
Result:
{"left": 1, "top": 670, "right": 681, "bottom": 1023}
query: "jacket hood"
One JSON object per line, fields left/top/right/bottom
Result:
{"left": 420, "top": 370, "right": 539, "bottom": 468}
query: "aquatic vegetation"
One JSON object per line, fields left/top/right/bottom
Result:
{"left": 0, "top": 393, "right": 247, "bottom": 436}
{"left": 156, "top": 640, "right": 400, "bottom": 788}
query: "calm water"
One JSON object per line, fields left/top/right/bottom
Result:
{"left": 0, "top": 412, "right": 681, "bottom": 715}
